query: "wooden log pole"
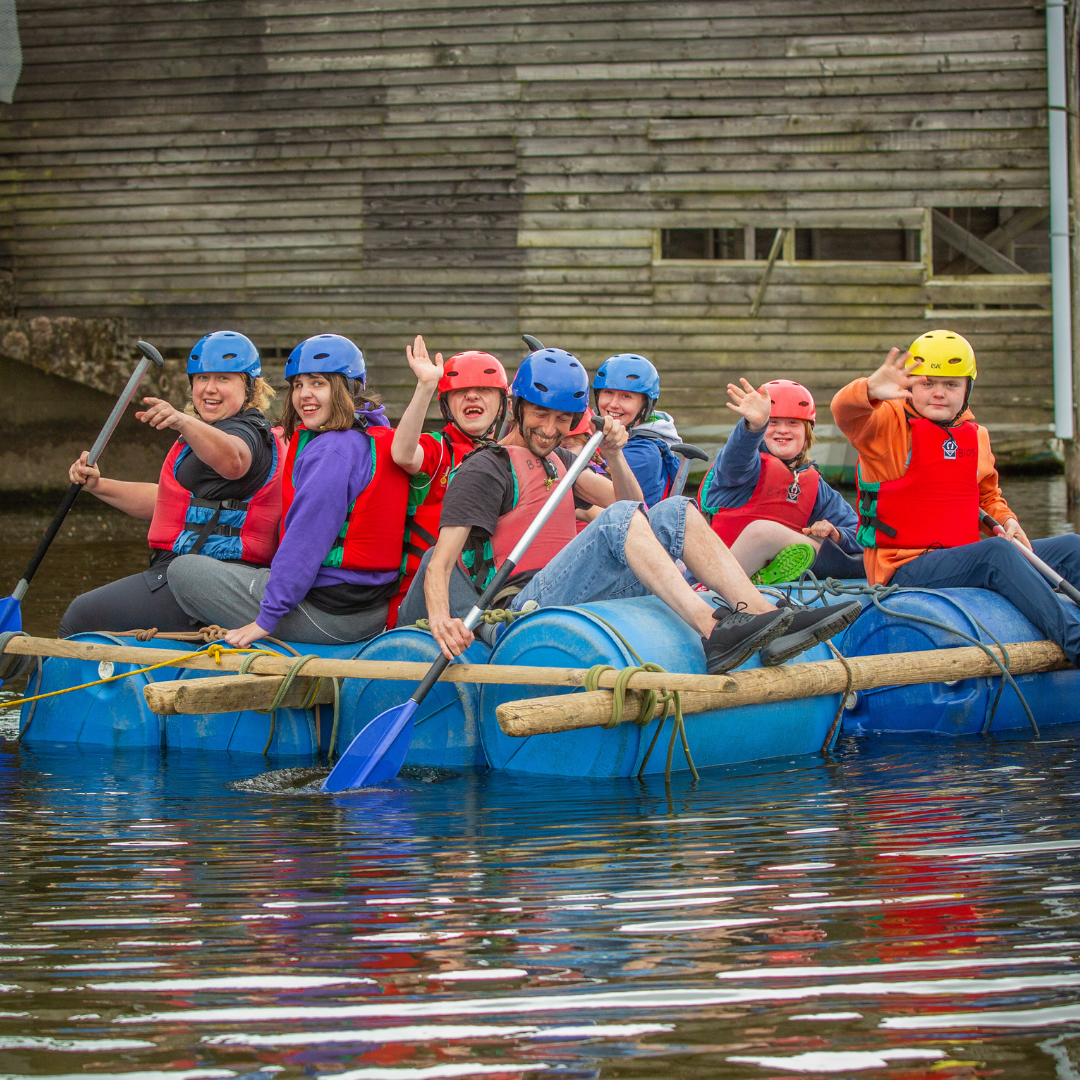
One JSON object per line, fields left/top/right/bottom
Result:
{"left": 143, "top": 674, "right": 337, "bottom": 716}
{"left": 1, "top": 635, "right": 736, "bottom": 699}
{"left": 496, "top": 640, "right": 1071, "bottom": 737}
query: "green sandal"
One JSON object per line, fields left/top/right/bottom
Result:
{"left": 751, "top": 543, "right": 817, "bottom": 586}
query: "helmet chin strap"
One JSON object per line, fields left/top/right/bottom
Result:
{"left": 443, "top": 390, "right": 507, "bottom": 441}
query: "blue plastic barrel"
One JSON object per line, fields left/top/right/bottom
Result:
{"left": 839, "top": 586, "right": 1080, "bottom": 736}
{"left": 479, "top": 595, "right": 839, "bottom": 777}
{"left": 338, "top": 628, "right": 490, "bottom": 769}
{"left": 20, "top": 634, "right": 192, "bottom": 748}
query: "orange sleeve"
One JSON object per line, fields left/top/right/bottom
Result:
{"left": 976, "top": 425, "right": 1017, "bottom": 531}
{"left": 830, "top": 378, "right": 911, "bottom": 485}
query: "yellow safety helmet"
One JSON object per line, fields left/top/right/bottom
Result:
{"left": 907, "top": 330, "right": 977, "bottom": 380}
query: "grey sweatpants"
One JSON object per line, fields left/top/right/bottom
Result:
{"left": 167, "top": 555, "right": 388, "bottom": 645}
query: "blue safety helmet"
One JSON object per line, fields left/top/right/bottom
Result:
{"left": 285, "top": 334, "right": 366, "bottom": 383}
{"left": 511, "top": 348, "right": 589, "bottom": 415}
{"left": 593, "top": 353, "right": 661, "bottom": 421}
{"left": 187, "top": 331, "right": 261, "bottom": 377}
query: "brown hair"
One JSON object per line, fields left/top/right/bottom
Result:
{"left": 281, "top": 372, "right": 382, "bottom": 439}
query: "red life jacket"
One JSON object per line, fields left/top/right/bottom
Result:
{"left": 460, "top": 445, "right": 578, "bottom": 589}
{"left": 388, "top": 424, "right": 477, "bottom": 626}
{"left": 709, "top": 453, "right": 820, "bottom": 546}
{"left": 281, "top": 423, "right": 409, "bottom": 573}
{"left": 856, "top": 416, "right": 981, "bottom": 552}
{"left": 147, "top": 423, "right": 286, "bottom": 566}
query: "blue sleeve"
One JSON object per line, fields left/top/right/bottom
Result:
{"left": 700, "top": 420, "right": 765, "bottom": 512}
{"left": 810, "top": 478, "right": 861, "bottom": 553}
{"left": 623, "top": 437, "right": 666, "bottom": 507}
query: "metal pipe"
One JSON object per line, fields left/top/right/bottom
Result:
{"left": 1047, "top": 0, "right": 1074, "bottom": 439}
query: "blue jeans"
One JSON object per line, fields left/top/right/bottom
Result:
{"left": 891, "top": 534, "right": 1080, "bottom": 664}
{"left": 512, "top": 498, "right": 689, "bottom": 610}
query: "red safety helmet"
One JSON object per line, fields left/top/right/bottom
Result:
{"left": 762, "top": 379, "right": 816, "bottom": 426}
{"left": 438, "top": 351, "right": 509, "bottom": 395}
{"left": 566, "top": 407, "right": 595, "bottom": 437}
{"left": 438, "top": 350, "right": 509, "bottom": 435}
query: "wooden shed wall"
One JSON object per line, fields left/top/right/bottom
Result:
{"left": 0, "top": 0, "right": 1054, "bottom": 457}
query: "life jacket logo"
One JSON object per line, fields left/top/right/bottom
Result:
{"left": 786, "top": 479, "right": 801, "bottom": 503}
{"left": 942, "top": 437, "right": 958, "bottom": 460}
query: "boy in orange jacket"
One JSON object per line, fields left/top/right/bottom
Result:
{"left": 832, "top": 330, "right": 1080, "bottom": 665}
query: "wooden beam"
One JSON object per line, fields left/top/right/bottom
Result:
{"left": 144, "top": 674, "right": 336, "bottom": 716}
{"left": 749, "top": 227, "right": 786, "bottom": 316}
{"left": 2, "top": 636, "right": 737, "bottom": 695}
{"left": 495, "top": 639, "right": 1070, "bottom": 736}
{"left": 931, "top": 209, "right": 1027, "bottom": 275}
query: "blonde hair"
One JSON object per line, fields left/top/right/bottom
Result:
{"left": 281, "top": 372, "right": 382, "bottom": 439}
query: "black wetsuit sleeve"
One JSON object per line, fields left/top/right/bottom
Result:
{"left": 172, "top": 409, "right": 274, "bottom": 502}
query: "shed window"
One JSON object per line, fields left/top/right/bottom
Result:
{"left": 932, "top": 207, "right": 1049, "bottom": 275}
{"left": 794, "top": 228, "right": 920, "bottom": 262}
{"left": 661, "top": 228, "right": 744, "bottom": 260}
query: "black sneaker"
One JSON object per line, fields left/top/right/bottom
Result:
{"left": 701, "top": 603, "right": 794, "bottom": 674}
{"left": 758, "top": 599, "right": 863, "bottom": 666}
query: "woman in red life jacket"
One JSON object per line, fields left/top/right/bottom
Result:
{"left": 562, "top": 408, "right": 610, "bottom": 532}
{"left": 167, "top": 334, "right": 410, "bottom": 647}
{"left": 388, "top": 335, "right": 509, "bottom": 623}
{"left": 59, "top": 331, "right": 284, "bottom": 637}
{"left": 698, "top": 378, "right": 863, "bottom": 586}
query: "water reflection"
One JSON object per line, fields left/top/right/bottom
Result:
{"left": 0, "top": 736, "right": 1074, "bottom": 1076}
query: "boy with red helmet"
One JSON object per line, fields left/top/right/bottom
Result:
{"left": 698, "top": 378, "right": 863, "bottom": 584}
{"left": 390, "top": 335, "right": 509, "bottom": 621}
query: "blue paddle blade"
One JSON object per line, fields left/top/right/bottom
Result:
{"left": 0, "top": 596, "right": 21, "bottom": 636}
{"left": 321, "top": 698, "right": 419, "bottom": 793}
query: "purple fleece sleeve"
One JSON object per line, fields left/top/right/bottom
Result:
{"left": 699, "top": 419, "right": 765, "bottom": 512}
{"left": 256, "top": 428, "right": 386, "bottom": 632}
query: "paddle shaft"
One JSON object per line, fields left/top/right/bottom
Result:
{"left": 11, "top": 343, "right": 164, "bottom": 601}
{"left": 408, "top": 424, "right": 608, "bottom": 706}
{"left": 980, "top": 510, "right": 1080, "bottom": 606}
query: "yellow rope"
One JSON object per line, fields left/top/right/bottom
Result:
{"left": 3, "top": 644, "right": 274, "bottom": 711}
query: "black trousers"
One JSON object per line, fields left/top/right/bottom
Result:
{"left": 59, "top": 566, "right": 200, "bottom": 638}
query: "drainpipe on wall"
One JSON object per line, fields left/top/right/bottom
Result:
{"left": 1047, "top": 0, "right": 1074, "bottom": 442}
{"left": 1065, "top": 0, "right": 1080, "bottom": 504}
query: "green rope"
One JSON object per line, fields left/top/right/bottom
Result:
{"left": 575, "top": 612, "right": 698, "bottom": 783}
{"left": 238, "top": 652, "right": 336, "bottom": 757}
{"left": 408, "top": 608, "right": 523, "bottom": 633}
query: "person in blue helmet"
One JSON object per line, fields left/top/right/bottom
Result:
{"left": 168, "top": 334, "right": 410, "bottom": 646}
{"left": 592, "top": 353, "right": 682, "bottom": 506}
{"left": 399, "top": 348, "right": 861, "bottom": 673}
{"left": 59, "top": 331, "right": 283, "bottom": 637}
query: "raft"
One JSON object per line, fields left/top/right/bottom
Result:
{"left": 11, "top": 585, "right": 1077, "bottom": 771}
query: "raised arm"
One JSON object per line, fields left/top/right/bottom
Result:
{"left": 392, "top": 335, "right": 444, "bottom": 474}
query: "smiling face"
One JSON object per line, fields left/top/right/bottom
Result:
{"left": 191, "top": 372, "right": 247, "bottom": 423}
{"left": 291, "top": 373, "right": 335, "bottom": 431}
{"left": 445, "top": 386, "right": 504, "bottom": 438}
{"left": 516, "top": 400, "right": 575, "bottom": 457}
{"left": 596, "top": 388, "right": 648, "bottom": 428}
{"left": 763, "top": 416, "right": 808, "bottom": 461}
{"left": 910, "top": 376, "right": 968, "bottom": 423}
